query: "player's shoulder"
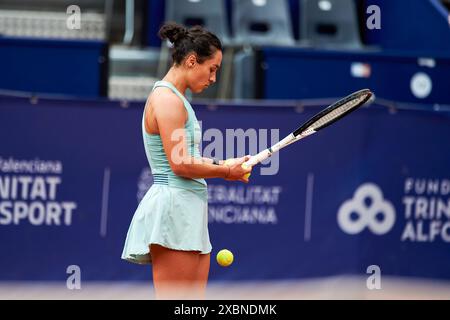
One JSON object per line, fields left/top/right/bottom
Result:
{"left": 149, "top": 87, "right": 186, "bottom": 119}
{"left": 150, "top": 86, "right": 184, "bottom": 108}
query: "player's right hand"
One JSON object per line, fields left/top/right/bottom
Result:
{"left": 224, "top": 155, "right": 252, "bottom": 183}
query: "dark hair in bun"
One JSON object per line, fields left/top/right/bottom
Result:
{"left": 158, "top": 22, "right": 222, "bottom": 65}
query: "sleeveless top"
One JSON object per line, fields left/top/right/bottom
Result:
{"left": 142, "top": 81, "right": 207, "bottom": 200}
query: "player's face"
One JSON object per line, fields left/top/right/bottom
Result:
{"left": 186, "top": 50, "right": 222, "bottom": 93}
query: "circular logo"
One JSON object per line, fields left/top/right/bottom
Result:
{"left": 410, "top": 72, "right": 432, "bottom": 99}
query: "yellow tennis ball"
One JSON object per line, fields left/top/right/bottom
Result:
{"left": 216, "top": 249, "right": 234, "bottom": 267}
{"left": 242, "top": 164, "right": 251, "bottom": 179}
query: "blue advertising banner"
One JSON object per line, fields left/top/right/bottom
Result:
{"left": 0, "top": 93, "right": 449, "bottom": 281}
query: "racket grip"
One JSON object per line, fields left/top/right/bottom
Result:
{"left": 244, "top": 134, "right": 296, "bottom": 167}
{"left": 243, "top": 149, "right": 271, "bottom": 167}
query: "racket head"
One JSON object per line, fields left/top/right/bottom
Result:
{"left": 293, "top": 89, "right": 373, "bottom": 137}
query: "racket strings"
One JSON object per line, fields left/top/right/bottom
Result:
{"left": 305, "top": 94, "right": 368, "bottom": 131}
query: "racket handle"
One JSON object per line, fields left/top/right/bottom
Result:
{"left": 244, "top": 150, "right": 271, "bottom": 167}
{"left": 244, "top": 134, "right": 296, "bottom": 167}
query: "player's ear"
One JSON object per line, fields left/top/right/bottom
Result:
{"left": 185, "top": 54, "right": 197, "bottom": 68}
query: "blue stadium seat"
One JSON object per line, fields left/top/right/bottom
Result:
{"left": 232, "top": 0, "right": 295, "bottom": 46}
{"left": 165, "top": 0, "right": 231, "bottom": 45}
{"left": 299, "top": 0, "right": 362, "bottom": 49}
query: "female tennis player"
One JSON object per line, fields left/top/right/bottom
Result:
{"left": 121, "top": 22, "right": 252, "bottom": 299}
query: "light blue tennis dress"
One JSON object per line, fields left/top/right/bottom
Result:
{"left": 121, "top": 81, "right": 211, "bottom": 265}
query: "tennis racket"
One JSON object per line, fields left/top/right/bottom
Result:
{"left": 243, "top": 89, "right": 374, "bottom": 167}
